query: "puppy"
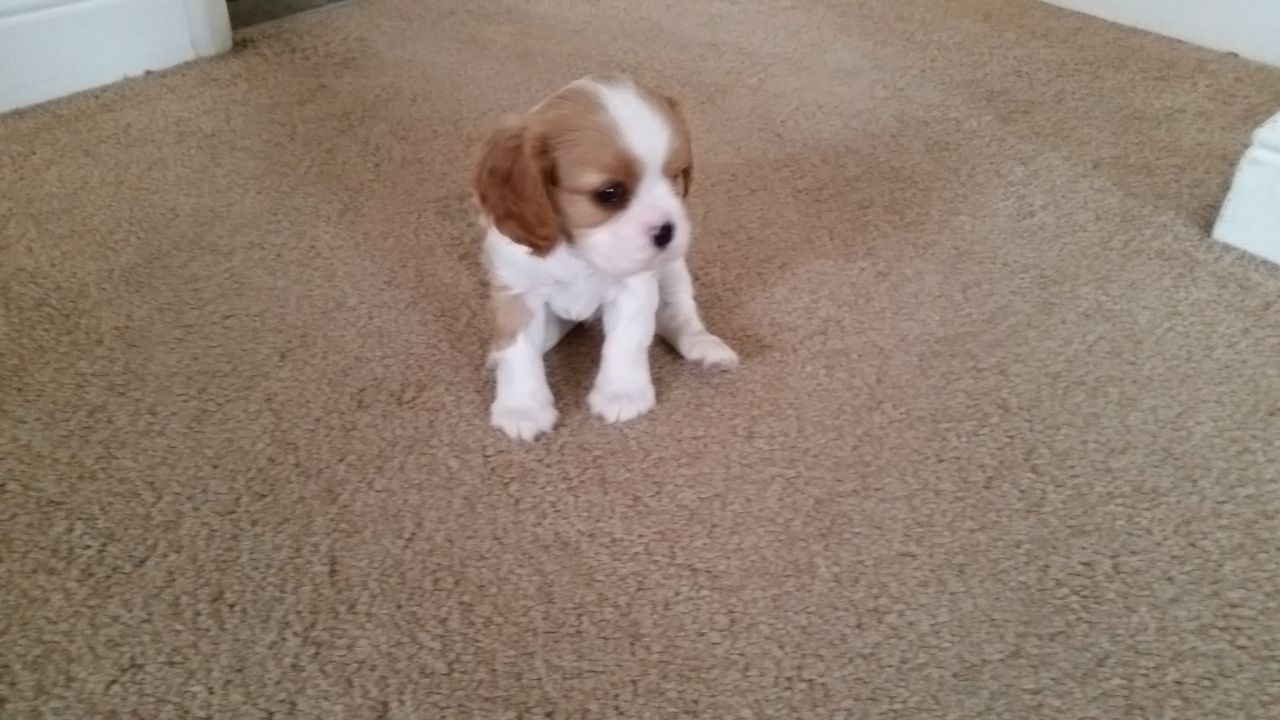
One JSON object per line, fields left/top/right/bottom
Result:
{"left": 471, "top": 74, "right": 738, "bottom": 440}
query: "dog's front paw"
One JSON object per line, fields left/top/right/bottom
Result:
{"left": 677, "top": 332, "right": 739, "bottom": 369}
{"left": 490, "top": 397, "right": 558, "bottom": 441}
{"left": 588, "top": 381, "right": 656, "bottom": 424}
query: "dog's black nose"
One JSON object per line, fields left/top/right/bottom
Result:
{"left": 652, "top": 222, "right": 675, "bottom": 248}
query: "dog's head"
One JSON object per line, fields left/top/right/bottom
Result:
{"left": 472, "top": 75, "right": 693, "bottom": 277}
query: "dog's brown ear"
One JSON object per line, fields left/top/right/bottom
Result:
{"left": 471, "top": 119, "right": 561, "bottom": 254}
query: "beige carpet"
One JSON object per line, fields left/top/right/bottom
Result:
{"left": 4, "top": 0, "right": 1280, "bottom": 717}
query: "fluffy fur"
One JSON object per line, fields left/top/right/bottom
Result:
{"left": 471, "top": 74, "right": 738, "bottom": 440}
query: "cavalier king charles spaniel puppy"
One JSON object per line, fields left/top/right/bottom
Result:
{"left": 471, "top": 74, "right": 738, "bottom": 440}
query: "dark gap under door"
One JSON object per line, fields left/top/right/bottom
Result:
{"left": 227, "top": 0, "right": 351, "bottom": 30}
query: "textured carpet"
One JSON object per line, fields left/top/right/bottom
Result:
{"left": 3, "top": 0, "right": 1280, "bottom": 717}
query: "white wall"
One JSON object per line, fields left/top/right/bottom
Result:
{"left": 0, "top": 0, "right": 233, "bottom": 114}
{"left": 1044, "top": 0, "right": 1280, "bottom": 68}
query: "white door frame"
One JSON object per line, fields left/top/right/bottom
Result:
{"left": 1042, "top": 2, "right": 1280, "bottom": 267}
{"left": 1214, "top": 113, "right": 1280, "bottom": 267}
{"left": 0, "top": 0, "right": 232, "bottom": 114}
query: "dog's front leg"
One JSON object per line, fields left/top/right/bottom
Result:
{"left": 657, "top": 258, "right": 739, "bottom": 369}
{"left": 589, "top": 274, "right": 659, "bottom": 424}
{"left": 489, "top": 292, "right": 558, "bottom": 440}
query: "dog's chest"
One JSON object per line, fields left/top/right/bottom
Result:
{"left": 488, "top": 236, "right": 621, "bottom": 322}
{"left": 538, "top": 261, "right": 611, "bottom": 322}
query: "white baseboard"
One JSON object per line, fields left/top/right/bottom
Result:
{"left": 1042, "top": 0, "right": 1280, "bottom": 68}
{"left": 1213, "top": 112, "right": 1280, "bottom": 267}
{"left": 0, "top": 0, "right": 233, "bottom": 114}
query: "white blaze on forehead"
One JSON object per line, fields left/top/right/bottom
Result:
{"left": 587, "top": 78, "right": 672, "bottom": 176}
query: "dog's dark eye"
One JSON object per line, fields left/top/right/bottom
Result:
{"left": 593, "top": 183, "right": 629, "bottom": 207}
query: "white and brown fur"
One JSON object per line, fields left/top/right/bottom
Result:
{"left": 472, "top": 74, "right": 737, "bottom": 440}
